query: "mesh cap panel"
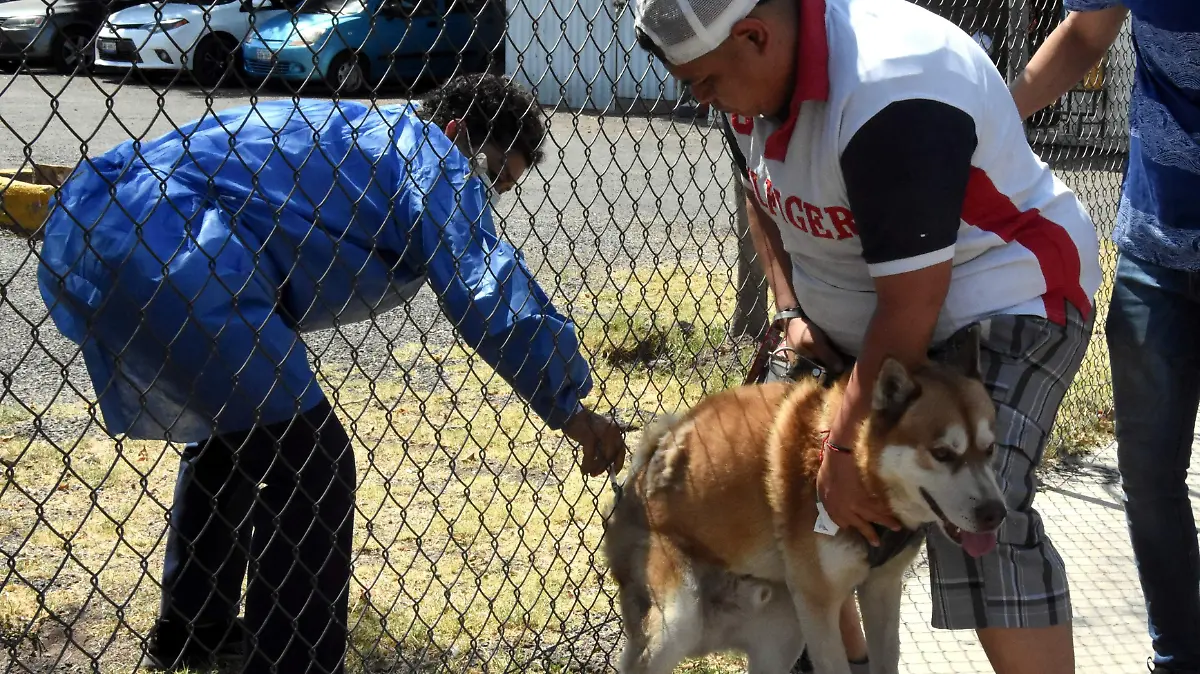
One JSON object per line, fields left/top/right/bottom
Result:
{"left": 634, "top": 0, "right": 759, "bottom": 64}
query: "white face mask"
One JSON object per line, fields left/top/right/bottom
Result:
{"left": 470, "top": 151, "right": 503, "bottom": 210}
{"left": 460, "top": 123, "right": 502, "bottom": 211}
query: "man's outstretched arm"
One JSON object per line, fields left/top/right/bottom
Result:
{"left": 401, "top": 165, "right": 626, "bottom": 476}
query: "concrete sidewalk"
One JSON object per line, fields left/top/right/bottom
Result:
{"left": 894, "top": 425, "right": 1200, "bottom": 673}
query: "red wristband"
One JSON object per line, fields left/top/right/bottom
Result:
{"left": 819, "top": 430, "right": 854, "bottom": 462}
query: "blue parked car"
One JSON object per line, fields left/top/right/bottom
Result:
{"left": 241, "top": 0, "right": 503, "bottom": 94}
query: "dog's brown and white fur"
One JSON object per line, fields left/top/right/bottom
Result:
{"left": 603, "top": 334, "right": 1007, "bottom": 674}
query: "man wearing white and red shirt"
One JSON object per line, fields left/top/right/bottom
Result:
{"left": 632, "top": 0, "right": 1102, "bottom": 672}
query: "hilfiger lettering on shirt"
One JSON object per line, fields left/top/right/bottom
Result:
{"left": 744, "top": 165, "right": 859, "bottom": 242}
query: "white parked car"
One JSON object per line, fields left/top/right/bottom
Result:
{"left": 95, "top": 0, "right": 289, "bottom": 86}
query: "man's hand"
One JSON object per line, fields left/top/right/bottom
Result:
{"left": 563, "top": 406, "right": 628, "bottom": 478}
{"left": 816, "top": 449, "right": 902, "bottom": 546}
{"left": 781, "top": 316, "right": 846, "bottom": 373}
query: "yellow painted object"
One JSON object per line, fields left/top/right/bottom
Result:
{"left": 0, "top": 164, "right": 75, "bottom": 240}
{"left": 1081, "top": 59, "right": 1106, "bottom": 92}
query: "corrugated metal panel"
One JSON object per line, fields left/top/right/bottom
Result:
{"left": 505, "top": 0, "right": 679, "bottom": 111}
{"left": 612, "top": 0, "right": 679, "bottom": 106}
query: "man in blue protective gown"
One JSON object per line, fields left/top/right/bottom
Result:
{"left": 37, "top": 74, "right": 627, "bottom": 674}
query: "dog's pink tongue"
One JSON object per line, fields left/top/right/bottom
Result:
{"left": 960, "top": 531, "right": 998, "bottom": 558}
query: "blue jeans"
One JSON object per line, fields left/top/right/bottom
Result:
{"left": 1107, "top": 252, "right": 1200, "bottom": 672}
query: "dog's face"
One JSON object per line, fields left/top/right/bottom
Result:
{"left": 866, "top": 328, "right": 1006, "bottom": 558}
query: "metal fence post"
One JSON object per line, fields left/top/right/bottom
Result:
{"left": 1006, "top": 0, "right": 1031, "bottom": 83}
{"left": 729, "top": 171, "right": 769, "bottom": 339}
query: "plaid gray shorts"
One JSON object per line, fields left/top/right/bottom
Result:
{"left": 767, "top": 303, "right": 1093, "bottom": 630}
{"left": 927, "top": 305, "right": 1093, "bottom": 630}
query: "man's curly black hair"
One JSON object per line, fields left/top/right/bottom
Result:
{"left": 417, "top": 73, "right": 547, "bottom": 167}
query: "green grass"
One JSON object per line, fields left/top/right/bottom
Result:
{"left": 0, "top": 254, "right": 1116, "bottom": 672}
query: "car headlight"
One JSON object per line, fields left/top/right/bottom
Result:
{"left": 2, "top": 16, "right": 46, "bottom": 29}
{"left": 142, "top": 18, "right": 189, "bottom": 33}
{"left": 287, "top": 25, "right": 330, "bottom": 48}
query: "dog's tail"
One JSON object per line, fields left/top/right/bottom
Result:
{"left": 628, "top": 412, "right": 679, "bottom": 485}
{"left": 600, "top": 412, "right": 678, "bottom": 520}
{"left": 601, "top": 411, "right": 680, "bottom": 552}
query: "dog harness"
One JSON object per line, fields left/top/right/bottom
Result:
{"left": 866, "top": 524, "right": 927, "bottom": 569}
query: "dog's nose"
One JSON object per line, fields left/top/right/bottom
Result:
{"left": 974, "top": 500, "right": 1007, "bottom": 530}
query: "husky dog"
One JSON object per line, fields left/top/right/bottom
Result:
{"left": 604, "top": 332, "right": 1005, "bottom": 674}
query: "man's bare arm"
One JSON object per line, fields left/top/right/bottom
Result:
{"left": 744, "top": 190, "right": 800, "bottom": 312}
{"left": 825, "top": 262, "right": 952, "bottom": 446}
{"left": 818, "top": 98, "right": 976, "bottom": 541}
{"left": 1010, "top": 6, "right": 1128, "bottom": 119}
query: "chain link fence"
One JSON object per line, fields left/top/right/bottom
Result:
{"left": 0, "top": 0, "right": 1134, "bottom": 671}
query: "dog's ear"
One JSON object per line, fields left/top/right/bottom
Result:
{"left": 947, "top": 324, "right": 982, "bottom": 380}
{"left": 873, "top": 358, "right": 921, "bottom": 420}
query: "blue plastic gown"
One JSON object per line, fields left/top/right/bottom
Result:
{"left": 37, "top": 99, "right": 592, "bottom": 442}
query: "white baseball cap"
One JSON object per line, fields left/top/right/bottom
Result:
{"left": 633, "top": 0, "right": 760, "bottom": 65}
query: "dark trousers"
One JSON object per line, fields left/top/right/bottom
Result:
{"left": 1107, "top": 252, "right": 1200, "bottom": 673}
{"left": 155, "top": 397, "right": 356, "bottom": 674}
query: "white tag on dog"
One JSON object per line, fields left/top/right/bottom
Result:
{"left": 814, "top": 502, "right": 840, "bottom": 536}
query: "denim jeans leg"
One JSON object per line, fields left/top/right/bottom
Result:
{"left": 1106, "top": 252, "right": 1200, "bottom": 672}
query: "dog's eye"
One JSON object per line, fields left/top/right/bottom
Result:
{"left": 930, "top": 446, "right": 956, "bottom": 463}
{"left": 985, "top": 442, "right": 997, "bottom": 457}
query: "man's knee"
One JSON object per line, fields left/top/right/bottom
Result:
{"left": 1106, "top": 321, "right": 1180, "bottom": 412}
{"left": 1117, "top": 431, "right": 1194, "bottom": 499}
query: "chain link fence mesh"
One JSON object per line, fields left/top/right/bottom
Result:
{"left": 0, "top": 0, "right": 1135, "bottom": 671}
